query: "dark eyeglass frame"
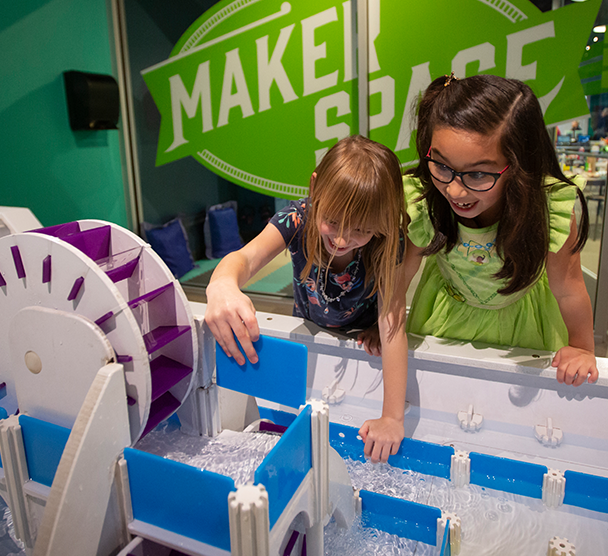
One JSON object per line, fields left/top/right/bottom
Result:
{"left": 424, "top": 147, "right": 509, "bottom": 192}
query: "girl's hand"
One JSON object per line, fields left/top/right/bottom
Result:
{"left": 552, "top": 346, "right": 599, "bottom": 386}
{"left": 358, "top": 417, "right": 404, "bottom": 464}
{"left": 205, "top": 281, "right": 260, "bottom": 366}
{"left": 357, "top": 324, "right": 382, "bottom": 356}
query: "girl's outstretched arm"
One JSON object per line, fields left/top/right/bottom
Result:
{"left": 547, "top": 216, "right": 599, "bottom": 386}
{"left": 205, "top": 224, "right": 287, "bottom": 365}
{"left": 359, "top": 240, "right": 423, "bottom": 463}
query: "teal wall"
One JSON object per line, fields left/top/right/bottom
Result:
{"left": 0, "top": 1, "right": 128, "bottom": 229}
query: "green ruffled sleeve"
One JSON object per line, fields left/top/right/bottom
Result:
{"left": 547, "top": 175, "right": 585, "bottom": 253}
{"left": 403, "top": 175, "right": 434, "bottom": 248}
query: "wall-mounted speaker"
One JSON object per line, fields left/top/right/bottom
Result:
{"left": 63, "top": 70, "right": 120, "bottom": 131}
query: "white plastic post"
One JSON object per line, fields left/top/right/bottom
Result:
{"left": 307, "top": 399, "right": 330, "bottom": 556}
{"left": 437, "top": 512, "right": 461, "bottom": 555}
{"left": 32, "top": 363, "right": 131, "bottom": 556}
{"left": 114, "top": 457, "right": 134, "bottom": 547}
{"left": 177, "top": 385, "right": 222, "bottom": 437}
{"left": 547, "top": 536, "right": 576, "bottom": 556}
{"left": 457, "top": 404, "right": 483, "bottom": 432}
{"left": 322, "top": 379, "right": 345, "bottom": 405}
{"left": 542, "top": 469, "right": 566, "bottom": 508}
{"left": 450, "top": 450, "right": 471, "bottom": 488}
{"left": 0, "top": 414, "right": 34, "bottom": 548}
{"left": 309, "top": 400, "right": 329, "bottom": 521}
{"left": 535, "top": 418, "right": 563, "bottom": 447}
{"left": 228, "top": 483, "right": 270, "bottom": 556}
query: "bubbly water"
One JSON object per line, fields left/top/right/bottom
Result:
{"left": 135, "top": 419, "right": 281, "bottom": 485}
{"left": 1, "top": 421, "right": 604, "bottom": 555}
{"left": 324, "top": 457, "right": 608, "bottom": 555}
{"left": 136, "top": 425, "right": 608, "bottom": 555}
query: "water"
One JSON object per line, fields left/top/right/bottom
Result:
{"left": 135, "top": 419, "right": 281, "bottom": 485}
{"left": 324, "top": 457, "right": 608, "bottom": 555}
{"left": 324, "top": 517, "right": 435, "bottom": 556}
{"left": 2, "top": 422, "right": 605, "bottom": 555}
{"left": 0, "top": 499, "right": 25, "bottom": 556}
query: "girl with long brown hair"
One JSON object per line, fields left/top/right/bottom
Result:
{"left": 404, "top": 73, "right": 598, "bottom": 386}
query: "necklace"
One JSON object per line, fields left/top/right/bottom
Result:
{"left": 317, "top": 249, "right": 362, "bottom": 314}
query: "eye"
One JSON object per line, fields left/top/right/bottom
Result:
{"left": 467, "top": 172, "right": 488, "bottom": 182}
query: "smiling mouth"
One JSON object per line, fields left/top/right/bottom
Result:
{"left": 451, "top": 200, "right": 475, "bottom": 209}
{"left": 328, "top": 239, "right": 349, "bottom": 251}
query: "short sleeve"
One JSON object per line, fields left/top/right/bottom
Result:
{"left": 403, "top": 175, "right": 434, "bottom": 248}
{"left": 269, "top": 198, "right": 306, "bottom": 246}
{"left": 547, "top": 176, "right": 585, "bottom": 253}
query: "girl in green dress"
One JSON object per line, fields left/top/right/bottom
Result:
{"left": 403, "top": 73, "right": 598, "bottom": 387}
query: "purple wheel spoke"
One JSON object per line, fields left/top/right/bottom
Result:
{"left": 67, "top": 276, "right": 84, "bottom": 301}
{"left": 42, "top": 255, "right": 51, "bottom": 283}
{"left": 11, "top": 246, "right": 25, "bottom": 279}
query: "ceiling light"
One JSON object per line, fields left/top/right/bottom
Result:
{"left": 594, "top": 36, "right": 599, "bottom": 42}
{"left": 594, "top": 25, "right": 606, "bottom": 33}
{"left": 586, "top": 45, "right": 591, "bottom": 50}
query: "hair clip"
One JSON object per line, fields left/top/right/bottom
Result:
{"left": 444, "top": 71, "right": 459, "bottom": 87}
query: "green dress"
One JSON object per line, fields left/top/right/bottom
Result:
{"left": 404, "top": 175, "right": 583, "bottom": 351}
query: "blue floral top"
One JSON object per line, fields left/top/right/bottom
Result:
{"left": 270, "top": 199, "right": 377, "bottom": 330}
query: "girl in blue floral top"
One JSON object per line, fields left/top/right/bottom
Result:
{"left": 205, "top": 135, "right": 409, "bottom": 463}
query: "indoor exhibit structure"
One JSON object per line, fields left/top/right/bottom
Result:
{"left": 0, "top": 213, "right": 606, "bottom": 556}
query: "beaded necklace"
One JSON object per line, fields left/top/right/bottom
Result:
{"left": 317, "top": 249, "right": 362, "bottom": 314}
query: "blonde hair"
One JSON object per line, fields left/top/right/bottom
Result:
{"left": 301, "top": 135, "right": 407, "bottom": 317}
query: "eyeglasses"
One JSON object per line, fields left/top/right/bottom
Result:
{"left": 424, "top": 147, "right": 509, "bottom": 192}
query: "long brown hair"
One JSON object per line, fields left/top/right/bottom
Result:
{"left": 410, "top": 74, "right": 588, "bottom": 294}
{"left": 301, "top": 135, "right": 407, "bottom": 316}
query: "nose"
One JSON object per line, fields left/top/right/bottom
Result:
{"left": 446, "top": 177, "right": 468, "bottom": 199}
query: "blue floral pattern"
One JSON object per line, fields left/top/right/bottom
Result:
{"left": 270, "top": 199, "right": 377, "bottom": 330}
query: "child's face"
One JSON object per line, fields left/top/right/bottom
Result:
{"left": 429, "top": 127, "right": 508, "bottom": 228}
{"left": 318, "top": 218, "right": 375, "bottom": 258}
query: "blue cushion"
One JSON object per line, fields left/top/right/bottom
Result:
{"left": 144, "top": 218, "right": 195, "bottom": 278}
{"left": 209, "top": 207, "right": 243, "bottom": 258}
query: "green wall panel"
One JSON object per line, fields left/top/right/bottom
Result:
{"left": 0, "top": 0, "right": 128, "bottom": 229}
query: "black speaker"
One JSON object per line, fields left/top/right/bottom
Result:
{"left": 63, "top": 70, "right": 119, "bottom": 130}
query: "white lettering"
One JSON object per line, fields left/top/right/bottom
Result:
{"left": 506, "top": 22, "right": 554, "bottom": 81}
{"left": 452, "top": 42, "right": 496, "bottom": 77}
{"left": 538, "top": 76, "right": 564, "bottom": 116}
{"left": 302, "top": 8, "right": 339, "bottom": 96}
{"left": 395, "top": 62, "right": 432, "bottom": 153}
{"left": 218, "top": 48, "right": 254, "bottom": 127}
{"left": 166, "top": 61, "right": 213, "bottom": 152}
{"left": 314, "top": 91, "right": 351, "bottom": 163}
{"left": 369, "top": 75, "right": 394, "bottom": 130}
{"left": 368, "top": 0, "right": 381, "bottom": 73}
{"left": 256, "top": 24, "right": 298, "bottom": 112}
{"left": 343, "top": 1, "right": 355, "bottom": 81}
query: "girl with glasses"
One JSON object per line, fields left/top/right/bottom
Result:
{"left": 402, "top": 73, "right": 598, "bottom": 387}
{"left": 205, "top": 135, "right": 410, "bottom": 463}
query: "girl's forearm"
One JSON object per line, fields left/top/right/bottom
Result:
{"left": 208, "top": 251, "right": 252, "bottom": 290}
{"left": 378, "top": 317, "right": 408, "bottom": 422}
{"left": 558, "top": 291, "right": 595, "bottom": 351}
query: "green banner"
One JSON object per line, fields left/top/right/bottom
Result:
{"left": 143, "top": 0, "right": 600, "bottom": 198}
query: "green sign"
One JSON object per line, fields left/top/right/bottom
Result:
{"left": 143, "top": 0, "right": 600, "bottom": 198}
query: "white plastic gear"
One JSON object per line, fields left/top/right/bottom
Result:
{"left": 547, "top": 536, "right": 576, "bottom": 556}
